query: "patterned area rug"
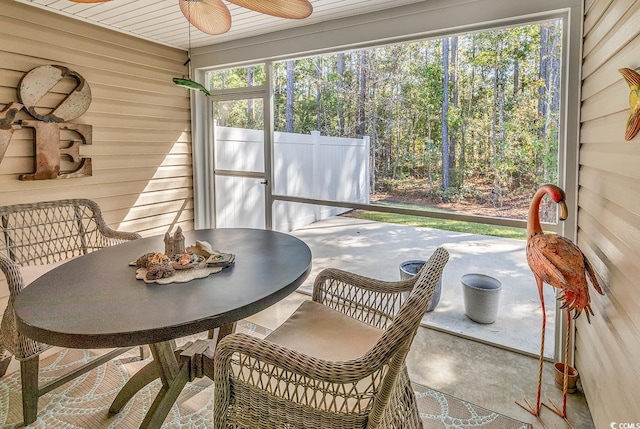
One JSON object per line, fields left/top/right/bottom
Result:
{"left": 0, "top": 321, "right": 530, "bottom": 428}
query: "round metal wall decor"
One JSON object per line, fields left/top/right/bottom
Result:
{"left": 18, "top": 65, "right": 91, "bottom": 123}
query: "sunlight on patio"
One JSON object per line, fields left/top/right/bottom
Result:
{"left": 292, "top": 216, "right": 556, "bottom": 358}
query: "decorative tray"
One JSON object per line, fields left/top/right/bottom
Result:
{"left": 172, "top": 255, "right": 205, "bottom": 270}
{"left": 132, "top": 240, "right": 235, "bottom": 285}
{"left": 206, "top": 252, "right": 235, "bottom": 267}
{"left": 136, "top": 265, "right": 223, "bottom": 284}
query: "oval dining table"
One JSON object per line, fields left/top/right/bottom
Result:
{"left": 14, "top": 228, "right": 312, "bottom": 429}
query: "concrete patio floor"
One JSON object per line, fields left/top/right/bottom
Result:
{"left": 290, "top": 216, "right": 557, "bottom": 358}
{"left": 247, "top": 291, "right": 595, "bottom": 429}
{"left": 257, "top": 215, "right": 595, "bottom": 428}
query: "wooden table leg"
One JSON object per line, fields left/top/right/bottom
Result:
{"left": 218, "top": 322, "right": 236, "bottom": 339}
{"left": 109, "top": 360, "right": 159, "bottom": 414}
{"left": 109, "top": 340, "right": 177, "bottom": 414}
{"left": 208, "top": 322, "right": 236, "bottom": 341}
{"left": 139, "top": 341, "right": 189, "bottom": 429}
{"left": 109, "top": 325, "right": 237, "bottom": 428}
{"left": 109, "top": 340, "right": 188, "bottom": 429}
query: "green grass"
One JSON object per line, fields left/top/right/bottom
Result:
{"left": 352, "top": 205, "right": 527, "bottom": 240}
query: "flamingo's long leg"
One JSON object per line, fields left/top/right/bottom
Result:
{"left": 516, "top": 277, "right": 549, "bottom": 428}
{"left": 517, "top": 398, "right": 550, "bottom": 429}
{"left": 544, "top": 309, "right": 576, "bottom": 429}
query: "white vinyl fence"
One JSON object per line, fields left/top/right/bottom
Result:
{"left": 214, "top": 125, "right": 370, "bottom": 232}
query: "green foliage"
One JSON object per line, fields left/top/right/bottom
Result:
{"left": 212, "top": 99, "right": 264, "bottom": 129}
{"left": 353, "top": 210, "right": 526, "bottom": 240}
{"left": 206, "top": 19, "right": 563, "bottom": 220}
{"left": 208, "top": 65, "right": 266, "bottom": 90}
{"left": 442, "top": 184, "right": 482, "bottom": 202}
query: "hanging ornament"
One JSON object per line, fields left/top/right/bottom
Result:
{"left": 173, "top": 0, "right": 211, "bottom": 96}
{"left": 618, "top": 68, "right": 640, "bottom": 141}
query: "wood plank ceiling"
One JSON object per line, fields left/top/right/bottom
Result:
{"left": 14, "top": 0, "right": 427, "bottom": 49}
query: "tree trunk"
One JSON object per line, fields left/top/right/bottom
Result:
{"left": 491, "top": 38, "right": 505, "bottom": 207}
{"left": 246, "top": 66, "right": 254, "bottom": 128}
{"left": 441, "top": 37, "right": 450, "bottom": 199}
{"left": 337, "top": 53, "right": 345, "bottom": 136}
{"left": 513, "top": 54, "right": 520, "bottom": 99}
{"left": 357, "top": 50, "right": 366, "bottom": 137}
{"left": 460, "top": 35, "right": 476, "bottom": 186}
{"left": 550, "top": 22, "right": 561, "bottom": 128}
{"left": 449, "top": 35, "right": 458, "bottom": 187}
{"left": 538, "top": 23, "right": 550, "bottom": 141}
{"left": 316, "top": 58, "right": 322, "bottom": 132}
{"left": 370, "top": 55, "right": 378, "bottom": 192}
{"left": 285, "top": 60, "right": 295, "bottom": 133}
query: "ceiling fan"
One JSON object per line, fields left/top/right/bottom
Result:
{"left": 69, "top": 0, "right": 313, "bottom": 35}
{"left": 69, "top": 0, "right": 313, "bottom": 95}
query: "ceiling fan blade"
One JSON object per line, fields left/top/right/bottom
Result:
{"left": 226, "top": 0, "right": 312, "bottom": 19}
{"left": 179, "top": 0, "right": 232, "bottom": 35}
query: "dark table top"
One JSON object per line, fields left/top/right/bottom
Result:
{"left": 15, "top": 228, "right": 312, "bottom": 349}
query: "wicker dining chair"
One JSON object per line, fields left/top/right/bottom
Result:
{"left": 212, "top": 246, "right": 449, "bottom": 429}
{"left": 0, "top": 199, "right": 143, "bottom": 425}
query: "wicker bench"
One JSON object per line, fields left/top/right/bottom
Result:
{"left": 0, "top": 199, "right": 143, "bottom": 425}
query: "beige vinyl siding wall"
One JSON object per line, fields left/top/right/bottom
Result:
{"left": 0, "top": 1, "right": 192, "bottom": 319}
{"left": 577, "top": 0, "right": 640, "bottom": 425}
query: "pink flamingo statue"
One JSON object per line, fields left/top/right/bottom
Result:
{"left": 517, "top": 184, "right": 604, "bottom": 428}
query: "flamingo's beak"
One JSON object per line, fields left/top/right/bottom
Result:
{"left": 558, "top": 200, "right": 568, "bottom": 221}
